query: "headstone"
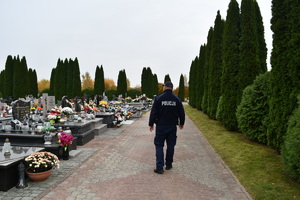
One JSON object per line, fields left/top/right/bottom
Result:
{"left": 47, "top": 96, "right": 56, "bottom": 110}
{"left": 42, "top": 93, "right": 48, "bottom": 119}
{"left": 103, "top": 95, "right": 108, "bottom": 102}
{"left": 57, "top": 100, "right": 62, "bottom": 107}
{"left": 74, "top": 98, "right": 81, "bottom": 113}
{"left": 33, "top": 99, "right": 39, "bottom": 108}
{"left": 12, "top": 100, "right": 31, "bottom": 121}
{"left": 118, "top": 95, "right": 123, "bottom": 102}
{"left": 61, "top": 96, "right": 68, "bottom": 108}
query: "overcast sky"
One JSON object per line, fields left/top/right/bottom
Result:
{"left": 0, "top": 0, "right": 272, "bottom": 88}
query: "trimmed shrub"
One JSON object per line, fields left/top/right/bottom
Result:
{"left": 281, "top": 95, "right": 300, "bottom": 182}
{"left": 236, "top": 72, "right": 270, "bottom": 144}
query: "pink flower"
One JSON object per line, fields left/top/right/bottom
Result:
{"left": 59, "top": 132, "right": 74, "bottom": 150}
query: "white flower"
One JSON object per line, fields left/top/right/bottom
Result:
{"left": 62, "top": 107, "right": 73, "bottom": 115}
{"left": 47, "top": 115, "right": 57, "bottom": 120}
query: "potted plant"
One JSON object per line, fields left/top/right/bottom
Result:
{"left": 25, "top": 152, "right": 60, "bottom": 182}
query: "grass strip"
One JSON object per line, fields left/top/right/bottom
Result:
{"left": 185, "top": 105, "right": 300, "bottom": 200}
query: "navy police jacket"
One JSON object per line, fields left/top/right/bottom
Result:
{"left": 149, "top": 89, "right": 185, "bottom": 126}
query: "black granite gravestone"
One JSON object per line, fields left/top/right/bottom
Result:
{"left": 12, "top": 100, "right": 31, "bottom": 121}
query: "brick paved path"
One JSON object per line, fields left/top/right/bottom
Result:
{"left": 0, "top": 112, "right": 252, "bottom": 200}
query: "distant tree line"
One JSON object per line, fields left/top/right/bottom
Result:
{"left": 0, "top": 55, "right": 186, "bottom": 102}
{"left": 0, "top": 55, "right": 38, "bottom": 100}
{"left": 189, "top": 0, "right": 300, "bottom": 181}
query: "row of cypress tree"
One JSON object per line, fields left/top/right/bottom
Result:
{"left": 189, "top": 0, "right": 267, "bottom": 130}
{"left": 141, "top": 67, "right": 158, "bottom": 98}
{"left": 0, "top": 55, "right": 186, "bottom": 102}
{"left": 189, "top": 0, "right": 300, "bottom": 181}
{"left": 49, "top": 58, "right": 82, "bottom": 101}
{"left": 0, "top": 55, "right": 38, "bottom": 99}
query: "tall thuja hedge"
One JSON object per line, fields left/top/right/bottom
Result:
{"left": 141, "top": 67, "right": 147, "bottom": 95}
{"left": 153, "top": 74, "right": 158, "bottom": 95}
{"left": 66, "top": 58, "right": 73, "bottom": 97}
{"left": 254, "top": 0, "right": 268, "bottom": 73}
{"left": 0, "top": 70, "right": 4, "bottom": 97}
{"left": 236, "top": 72, "right": 271, "bottom": 144}
{"left": 238, "top": 0, "right": 267, "bottom": 104}
{"left": 147, "top": 68, "right": 154, "bottom": 97}
{"left": 52, "top": 57, "right": 81, "bottom": 100}
{"left": 13, "top": 56, "right": 23, "bottom": 99}
{"left": 201, "top": 28, "right": 214, "bottom": 114}
{"left": 141, "top": 67, "right": 156, "bottom": 97}
{"left": 207, "top": 11, "right": 224, "bottom": 119}
{"left": 3, "top": 55, "right": 14, "bottom": 98}
{"left": 267, "top": 0, "right": 299, "bottom": 150}
{"left": 72, "top": 58, "right": 82, "bottom": 97}
{"left": 164, "top": 74, "right": 171, "bottom": 83}
{"left": 20, "top": 57, "right": 29, "bottom": 96}
{"left": 196, "top": 45, "right": 206, "bottom": 110}
{"left": 188, "top": 57, "right": 198, "bottom": 107}
{"left": 218, "top": 0, "right": 241, "bottom": 131}
{"left": 28, "top": 69, "right": 38, "bottom": 97}
{"left": 99, "top": 66, "right": 105, "bottom": 94}
{"left": 54, "top": 59, "right": 63, "bottom": 100}
{"left": 94, "top": 65, "right": 105, "bottom": 95}
{"left": 178, "top": 74, "right": 185, "bottom": 101}
{"left": 117, "top": 69, "right": 127, "bottom": 97}
{"left": 281, "top": 95, "right": 300, "bottom": 182}
{"left": 49, "top": 68, "right": 56, "bottom": 95}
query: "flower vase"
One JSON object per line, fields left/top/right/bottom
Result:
{"left": 26, "top": 168, "right": 53, "bottom": 182}
{"left": 62, "top": 146, "right": 69, "bottom": 160}
{"left": 44, "top": 131, "right": 52, "bottom": 145}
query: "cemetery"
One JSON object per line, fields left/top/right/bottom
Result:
{"left": 0, "top": 93, "right": 152, "bottom": 191}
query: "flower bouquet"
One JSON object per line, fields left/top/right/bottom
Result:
{"left": 99, "top": 101, "right": 108, "bottom": 108}
{"left": 59, "top": 132, "right": 74, "bottom": 151}
{"left": 61, "top": 107, "right": 73, "bottom": 116}
{"left": 25, "top": 152, "right": 59, "bottom": 173}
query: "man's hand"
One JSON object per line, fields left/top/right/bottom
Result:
{"left": 179, "top": 125, "right": 184, "bottom": 130}
{"left": 149, "top": 126, "right": 154, "bottom": 132}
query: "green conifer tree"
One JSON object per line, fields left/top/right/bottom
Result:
{"left": 3, "top": 55, "right": 14, "bottom": 98}
{"left": 32, "top": 69, "right": 38, "bottom": 97}
{"left": 188, "top": 57, "right": 197, "bottom": 108}
{"left": 50, "top": 68, "right": 56, "bottom": 95}
{"left": 20, "top": 56, "right": 29, "bottom": 97}
{"left": 201, "top": 28, "right": 214, "bottom": 114}
{"left": 219, "top": 0, "right": 241, "bottom": 131}
{"left": 54, "top": 59, "right": 63, "bottom": 100}
{"left": 178, "top": 74, "right": 185, "bottom": 101}
{"left": 0, "top": 70, "right": 5, "bottom": 97}
{"left": 72, "top": 58, "right": 82, "bottom": 98}
{"left": 153, "top": 74, "right": 158, "bottom": 95}
{"left": 196, "top": 46, "right": 206, "bottom": 110}
{"left": 254, "top": 0, "right": 268, "bottom": 73}
{"left": 117, "top": 69, "right": 127, "bottom": 97}
{"left": 13, "top": 56, "right": 22, "bottom": 99}
{"left": 94, "top": 66, "right": 100, "bottom": 95}
{"left": 268, "top": 0, "right": 300, "bottom": 150}
{"left": 164, "top": 74, "right": 171, "bottom": 83}
{"left": 207, "top": 11, "right": 225, "bottom": 119}
{"left": 99, "top": 65, "right": 105, "bottom": 94}
{"left": 141, "top": 67, "right": 147, "bottom": 95}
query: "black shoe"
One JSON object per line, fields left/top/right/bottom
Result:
{"left": 154, "top": 169, "right": 164, "bottom": 174}
{"left": 165, "top": 164, "right": 172, "bottom": 170}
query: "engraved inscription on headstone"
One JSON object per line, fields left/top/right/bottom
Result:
{"left": 47, "top": 96, "right": 56, "bottom": 110}
{"left": 12, "top": 100, "right": 31, "bottom": 121}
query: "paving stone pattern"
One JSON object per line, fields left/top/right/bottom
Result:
{"left": 0, "top": 112, "right": 252, "bottom": 200}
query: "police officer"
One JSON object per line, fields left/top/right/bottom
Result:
{"left": 149, "top": 81, "right": 185, "bottom": 174}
